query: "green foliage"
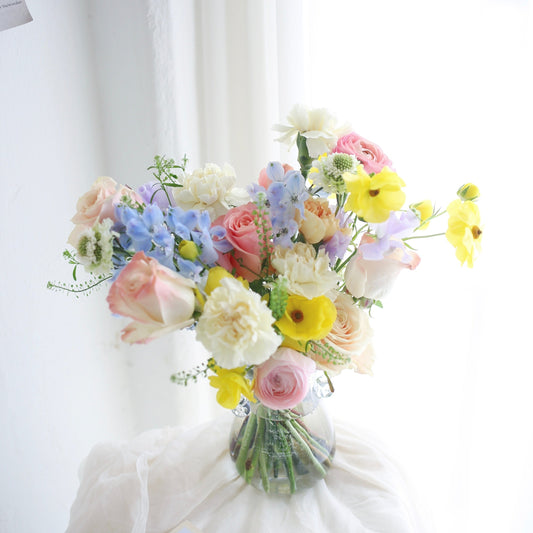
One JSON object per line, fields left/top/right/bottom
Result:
{"left": 269, "top": 277, "right": 288, "bottom": 320}
{"left": 147, "top": 154, "right": 188, "bottom": 205}
{"left": 170, "top": 361, "right": 210, "bottom": 386}
{"left": 296, "top": 133, "right": 313, "bottom": 178}
{"left": 306, "top": 341, "right": 352, "bottom": 366}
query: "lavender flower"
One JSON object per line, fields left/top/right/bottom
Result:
{"left": 359, "top": 210, "right": 419, "bottom": 263}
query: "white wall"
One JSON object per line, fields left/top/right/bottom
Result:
{"left": 0, "top": 2, "right": 137, "bottom": 532}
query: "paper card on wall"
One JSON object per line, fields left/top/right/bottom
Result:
{"left": 0, "top": 0, "right": 33, "bottom": 32}
{"left": 168, "top": 521, "right": 204, "bottom": 533}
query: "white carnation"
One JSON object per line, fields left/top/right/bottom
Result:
{"left": 196, "top": 278, "right": 281, "bottom": 368}
{"left": 271, "top": 242, "right": 339, "bottom": 299}
{"left": 173, "top": 163, "right": 249, "bottom": 220}
{"left": 75, "top": 218, "right": 117, "bottom": 275}
{"left": 273, "top": 104, "right": 350, "bottom": 158}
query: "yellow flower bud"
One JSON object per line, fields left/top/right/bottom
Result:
{"left": 410, "top": 200, "right": 433, "bottom": 229}
{"left": 457, "top": 183, "right": 480, "bottom": 201}
{"left": 178, "top": 240, "right": 200, "bottom": 260}
{"left": 204, "top": 266, "right": 249, "bottom": 296}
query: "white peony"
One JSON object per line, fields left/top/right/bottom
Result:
{"left": 195, "top": 278, "right": 281, "bottom": 368}
{"left": 173, "top": 163, "right": 249, "bottom": 220}
{"left": 273, "top": 104, "right": 350, "bottom": 158}
{"left": 271, "top": 242, "right": 339, "bottom": 299}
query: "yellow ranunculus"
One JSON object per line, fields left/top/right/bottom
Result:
{"left": 344, "top": 166, "right": 406, "bottom": 223}
{"left": 208, "top": 366, "right": 255, "bottom": 409}
{"left": 410, "top": 200, "right": 433, "bottom": 229}
{"left": 446, "top": 199, "right": 482, "bottom": 268}
{"left": 275, "top": 295, "right": 337, "bottom": 344}
{"left": 204, "top": 266, "right": 249, "bottom": 295}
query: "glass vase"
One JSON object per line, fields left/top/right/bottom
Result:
{"left": 229, "top": 376, "right": 335, "bottom": 494}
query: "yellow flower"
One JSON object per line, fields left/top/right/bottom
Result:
{"left": 457, "top": 183, "right": 480, "bottom": 202}
{"left": 446, "top": 199, "right": 482, "bottom": 268}
{"left": 275, "top": 295, "right": 337, "bottom": 344}
{"left": 178, "top": 240, "right": 200, "bottom": 260}
{"left": 410, "top": 200, "right": 433, "bottom": 229}
{"left": 208, "top": 366, "right": 255, "bottom": 409}
{"left": 204, "top": 266, "right": 249, "bottom": 295}
{"left": 344, "top": 166, "right": 406, "bottom": 223}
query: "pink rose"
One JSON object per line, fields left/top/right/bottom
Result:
{"left": 258, "top": 163, "right": 293, "bottom": 189}
{"left": 344, "top": 234, "right": 420, "bottom": 300}
{"left": 68, "top": 177, "right": 143, "bottom": 246}
{"left": 254, "top": 348, "right": 316, "bottom": 410}
{"left": 332, "top": 132, "right": 393, "bottom": 175}
{"left": 213, "top": 202, "right": 271, "bottom": 282}
{"left": 107, "top": 252, "right": 196, "bottom": 344}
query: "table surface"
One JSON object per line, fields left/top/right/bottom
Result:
{"left": 65, "top": 415, "right": 430, "bottom": 533}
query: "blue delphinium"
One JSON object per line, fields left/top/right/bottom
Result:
{"left": 266, "top": 165, "right": 309, "bottom": 246}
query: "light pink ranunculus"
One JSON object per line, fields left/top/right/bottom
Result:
{"left": 333, "top": 132, "right": 393, "bottom": 175}
{"left": 107, "top": 252, "right": 196, "bottom": 344}
{"left": 345, "top": 234, "right": 420, "bottom": 300}
{"left": 258, "top": 163, "right": 293, "bottom": 189}
{"left": 213, "top": 202, "right": 271, "bottom": 282}
{"left": 254, "top": 348, "right": 316, "bottom": 410}
{"left": 68, "top": 177, "right": 143, "bottom": 246}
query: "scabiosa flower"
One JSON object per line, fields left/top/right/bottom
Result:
{"left": 75, "top": 218, "right": 117, "bottom": 274}
{"left": 310, "top": 153, "right": 359, "bottom": 194}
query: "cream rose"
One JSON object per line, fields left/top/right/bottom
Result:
{"left": 296, "top": 198, "right": 339, "bottom": 244}
{"left": 312, "top": 293, "right": 374, "bottom": 375}
{"left": 173, "top": 163, "right": 249, "bottom": 220}
{"left": 196, "top": 278, "right": 281, "bottom": 368}
{"left": 271, "top": 242, "right": 339, "bottom": 299}
{"left": 68, "top": 177, "right": 142, "bottom": 247}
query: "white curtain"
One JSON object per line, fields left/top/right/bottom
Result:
{"left": 302, "top": 1, "right": 533, "bottom": 532}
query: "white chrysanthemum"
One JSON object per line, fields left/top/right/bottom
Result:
{"left": 75, "top": 218, "right": 117, "bottom": 274}
{"left": 173, "top": 163, "right": 249, "bottom": 220}
{"left": 273, "top": 104, "right": 350, "bottom": 158}
{"left": 196, "top": 278, "right": 281, "bottom": 368}
{"left": 271, "top": 242, "right": 340, "bottom": 300}
{"left": 310, "top": 153, "right": 360, "bottom": 194}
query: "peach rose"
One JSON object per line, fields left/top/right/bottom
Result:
{"left": 333, "top": 132, "right": 393, "bottom": 175}
{"left": 254, "top": 348, "right": 316, "bottom": 410}
{"left": 213, "top": 202, "right": 271, "bottom": 282}
{"left": 344, "top": 234, "right": 420, "bottom": 300}
{"left": 107, "top": 252, "right": 196, "bottom": 344}
{"left": 68, "top": 177, "right": 142, "bottom": 246}
{"left": 296, "top": 198, "right": 339, "bottom": 244}
{"left": 312, "top": 293, "right": 374, "bottom": 375}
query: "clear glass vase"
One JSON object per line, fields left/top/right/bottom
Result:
{"left": 229, "top": 376, "right": 336, "bottom": 494}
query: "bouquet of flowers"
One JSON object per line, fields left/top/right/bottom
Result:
{"left": 49, "top": 105, "right": 482, "bottom": 493}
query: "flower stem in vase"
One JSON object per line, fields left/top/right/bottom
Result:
{"left": 235, "top": 413, "right": 257, "bottom": 477}
{"left": 277, "top": 423, "right": 297, "bottom": 494}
